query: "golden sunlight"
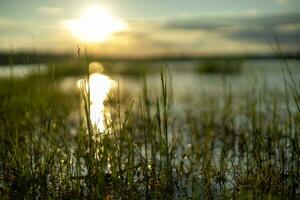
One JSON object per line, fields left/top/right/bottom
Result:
{"left": 65, "top": 4, "right": 126, "bottom": 42}
{"left": 77, "top": 63, "right": 115, "bottom": 132}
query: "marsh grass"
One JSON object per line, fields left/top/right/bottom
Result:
{"left": 0, "top": 56, "right": 299, "bottom": 199}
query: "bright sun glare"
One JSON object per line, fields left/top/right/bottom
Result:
{"left": 65, "top": 5, "right": 126, "bottom": 42}
{"left": 77, "top": 62, "right": 115, "bottom": 132}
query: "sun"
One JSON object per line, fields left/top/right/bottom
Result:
{"left": 65, "top": 5, "right": 126, "bottom": 42}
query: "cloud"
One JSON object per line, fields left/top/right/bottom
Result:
{"left": 276, "top": 0, "right": 289, "bottom": 5}
{"left": 0, "top": 18, "right": 10, "bottom": 26}
{"left": 82, "top": 11, "right": 300, "bottom": 55}
{"left": 0, "top": 17, "right": 74, "bottom": 52}
{"left": 276, "top": 23, "right": 300, "bottom": 33}
{"left": 0, "top": 18, "right": 17, "bottom": 29}
{"left": 38, "top": 6, "right": 63, "bottom": 16}
{"left": 163, "top": 12, "right": 300, "bottom": 30}
{"left": 1, "top": 9, "right": 300, "bottom": 55}
{"left": 159, "top": 12, "right": 300, "bottom": 48}
{"left": 0, "top": 17, "right": 33, "bottom": 34}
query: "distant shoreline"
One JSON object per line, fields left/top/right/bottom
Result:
{"left": 0, "top": 52, "right": 299, "bottom": 66}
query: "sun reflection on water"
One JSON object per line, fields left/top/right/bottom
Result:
{"left": 77, "top": 63, "right": 115, "bottom": 132}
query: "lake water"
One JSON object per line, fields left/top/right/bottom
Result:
{"left": 1, "top": 59, "right": 299, "bottom": 130}
{"left": 75, "top": 59, "right": 300, "bottom": 130}
{"left": 112, "top": 59, "right": 300, "bottom": 106}
{"left": 2, "top": 60, "right": 299, "bottom": 92}
{"left": 0, "top": 64, "right": 47, "bottom": 78}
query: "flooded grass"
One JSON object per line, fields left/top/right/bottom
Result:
{"left": 0, "top": 60, "right": 299, "bottom": 199}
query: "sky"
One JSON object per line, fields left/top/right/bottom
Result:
{"left": 0, "top": 0, "right": 299, "bottom": 56}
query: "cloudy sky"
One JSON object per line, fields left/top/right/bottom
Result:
{"left": 0, "top": 0, "right": 299, "bottom": 56}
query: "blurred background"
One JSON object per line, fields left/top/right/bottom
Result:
{"left": 0, "top": 0, "right": 300, "bottom": 55}
{"left": 1, "top": 0, "right": 300, "bottom": 106}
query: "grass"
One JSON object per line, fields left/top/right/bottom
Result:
{"left": 0, "top": 57, "right": 299, "bottom": 199}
